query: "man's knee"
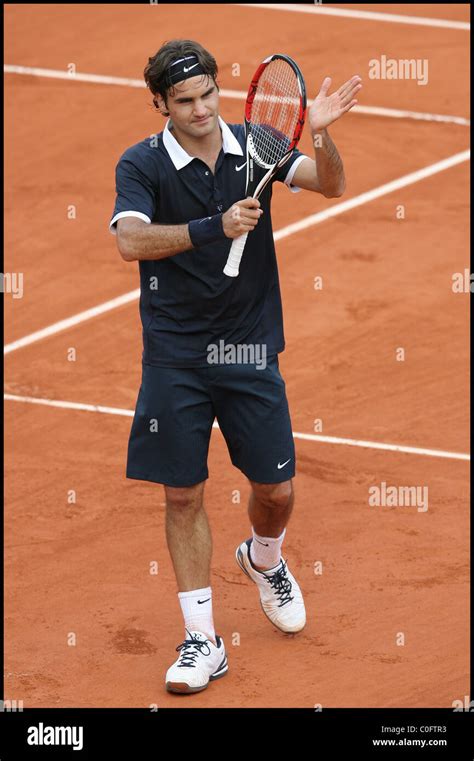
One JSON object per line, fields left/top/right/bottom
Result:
{"left": 250, "top": 479, "right": 294, "bottom": 511}
{"left": 165, "top": 481, "right": 205, "bottom": 511}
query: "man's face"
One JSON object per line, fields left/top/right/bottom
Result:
{"left": 160, "top": 75, "right": 219, "bottom": 136}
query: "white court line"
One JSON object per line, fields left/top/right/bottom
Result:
{"left": 4, "top": 394, "right": 470, "bottom": 461}
{"left": 237, "top": 4, "right": 470, "bottom": 30}
{"left": 4, "top": 290, "right": 140, "bottom": 355}
{"left": 3, "top": 65, "right": 147, "bottom": 88}
{"left": 350, "top": 105, "right": 469, "bottom": 127}
{"left": 274, "top": 149, "right": 470, "bottom": 241}
{"left": 4, "top": 394, "right": 134, "bottom": 417}
{"left": 4, "top": 151, "right": 469, "bottom": 356}
{"left": 4, "top": 66, "right": 470, "bottom": 127}
{"left": 293, "top": 432, "right": 469, "bottom": 461}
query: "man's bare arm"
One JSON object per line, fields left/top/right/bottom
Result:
{"left": 312, "top": 128, "right": 346, "bottom": 198}
{"left": 289, "top": 128, "right": 346, "bottom": 197}
{"left": 293, "top": 73, "right": 361, "bottom": 198}
{"left": 116, "top": 218, "right": 192, "bottom": 262}
{"left": 115, "top": 199, "right": 263, "bottom": 262}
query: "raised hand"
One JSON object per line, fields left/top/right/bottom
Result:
{"left": 309, "top": 75, "right": 362, "bottom": 132}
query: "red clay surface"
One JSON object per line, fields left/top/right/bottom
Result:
{"left": 4, "top": 4, "right": 470, "bottom": 707}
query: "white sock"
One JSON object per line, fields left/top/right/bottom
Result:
{"left": 250, "top": 528, "right": 287, "bottom": 571}
{"left": 178, "top": 587, "right": 216, "bottom": 644}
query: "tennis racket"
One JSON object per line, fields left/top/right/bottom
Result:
{"left": 223, "top": 53, "right": 307, "bottom": 278}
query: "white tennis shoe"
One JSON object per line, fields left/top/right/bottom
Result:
{"left": 236, "top": 539, "right": 306, "bottom": 633}
{"left": 165, "top": 630, "right": 228, "bottom": 694}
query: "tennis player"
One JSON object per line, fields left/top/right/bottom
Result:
{"left": 110, "top": 40, "right": 361, "bottom": 694}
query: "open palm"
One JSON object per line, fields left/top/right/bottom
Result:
{"left": 309, "top": 75, "right": 362, "bottom": 132}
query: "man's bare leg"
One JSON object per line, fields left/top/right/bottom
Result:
{"left": 164, "top": 481, "right": 216, "bottom": 644}
{"left": 247, "top": 479, "right": 294, "bottom": 571}
{"left": 165, "top": 481, "right": 211, "bottom": 589}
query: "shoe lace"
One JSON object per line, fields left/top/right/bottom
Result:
{"left": 176, "top": 631, "right": 212, "bottom": 668}
{"left": 263, "top": 561, "right": 294, "bottom": 607}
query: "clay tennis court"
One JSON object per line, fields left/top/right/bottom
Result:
{"left": 4, "top": 4, "right": 470, "bottom": 708}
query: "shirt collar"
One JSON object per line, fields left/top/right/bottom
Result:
{"left": 162, "top": 115, "right": 243, "bottom": 170}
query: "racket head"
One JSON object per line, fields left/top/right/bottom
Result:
{"left": 244, "top": 54, "right": 307, "bottom": 181}
{"left": 224, "top": 55, "right": 306, "bottom": 279}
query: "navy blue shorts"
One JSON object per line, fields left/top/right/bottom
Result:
{"left": 126, "top": 355, "right": 295, "bottom": 487}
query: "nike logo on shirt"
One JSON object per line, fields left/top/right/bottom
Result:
{"left": 277, "top": 458, "right": 292, "bottom": 469}
{"left": 235, "top": 162, "right": 247, "bottom": 171}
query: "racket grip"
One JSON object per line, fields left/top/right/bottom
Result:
{"left": 223, "top": 232, "right": 249, "bottom": 277}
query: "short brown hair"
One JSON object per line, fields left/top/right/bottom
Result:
{"left": 144, "top": 39, "right": 219, "bottom": 109}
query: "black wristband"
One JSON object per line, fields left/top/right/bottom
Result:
{"left": 188, "top": 214, "right": 227, "bottom": 248}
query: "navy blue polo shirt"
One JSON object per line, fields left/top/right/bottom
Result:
{"left": 110, "top": 115, "right": 308, "bottom": 367}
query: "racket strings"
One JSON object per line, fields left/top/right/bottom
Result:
{"left": 250, "top": 60, "right": 301, "bottom": 165}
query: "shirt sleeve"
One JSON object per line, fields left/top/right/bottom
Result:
{"left": 272, "top": 149, "right": 310, "bottom": 194}
{"left": 109, "top": 146, "right": 158, "bottom": 234}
